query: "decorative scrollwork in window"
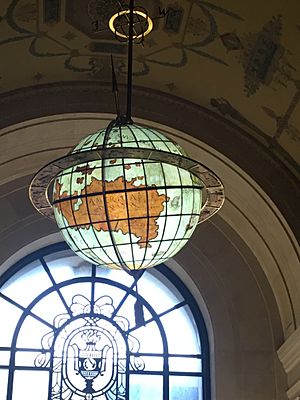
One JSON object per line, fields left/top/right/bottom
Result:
{"left": 0, "top": 243, "right": 210, "bottom": 399}
{"left": 35, "top": 295, "right": 144, "bottom": 400}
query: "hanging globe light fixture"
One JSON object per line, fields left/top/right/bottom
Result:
{"left": 29, "top": 1, "right": 225, "bottom": 271}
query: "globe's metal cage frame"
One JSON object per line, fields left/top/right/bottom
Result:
{"left": 29, "top": 122, "right": 225, "bottom": 270}
{"left": 0, "top": 242, "right": 211, "bottom": 400}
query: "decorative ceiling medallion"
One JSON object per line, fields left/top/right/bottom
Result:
{"left": 109, "top": 8, "right": 153, "bottom": 40}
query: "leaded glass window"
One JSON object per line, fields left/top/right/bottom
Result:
{"left": 0, "top": 243, "right": 210, "bottom": 400}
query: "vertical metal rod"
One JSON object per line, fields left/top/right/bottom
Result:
{"left": 126, "top": 0, "right": 134, "bottom": 123}
{"left": 111, "top": 55, "right": 121, "bottom": 118}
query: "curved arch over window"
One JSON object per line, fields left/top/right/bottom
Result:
{"left": 0, "top": 243, "right": 210, "bottom": 400}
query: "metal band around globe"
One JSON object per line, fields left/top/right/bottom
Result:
{"left": 29, "top": 147, "right": 225, "bottom": 223}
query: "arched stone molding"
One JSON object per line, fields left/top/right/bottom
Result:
{"left": 0, "top": 111, "right": 298, "bottom": 340}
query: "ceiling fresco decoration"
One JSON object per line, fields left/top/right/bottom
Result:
{"left": 0, "top": 0, "right": 299, "bottom": 170}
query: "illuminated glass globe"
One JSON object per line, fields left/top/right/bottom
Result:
{"left": 52, "top": 123, "right": 203, "bottom": 270}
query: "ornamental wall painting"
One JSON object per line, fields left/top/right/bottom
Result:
{"left": 0, "top": 0, "right": 299, "bottom": 168}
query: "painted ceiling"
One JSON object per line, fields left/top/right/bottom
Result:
{"left": 0, "top": 0, "right": 300, "bottom": 171}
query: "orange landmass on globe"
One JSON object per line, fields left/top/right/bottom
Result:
{"left": 54, "top": 176, "right": 169, "bottom": 248}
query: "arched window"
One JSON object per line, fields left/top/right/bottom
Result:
{"left": 0, "top": 243, "right": 210, "bottom": 400}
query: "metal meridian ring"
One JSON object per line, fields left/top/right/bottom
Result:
{"left": 29, "top": 147, "right": 225, "bottom": 223}
{"left": 108, "top": 10, "right": 153, "bottom": 40}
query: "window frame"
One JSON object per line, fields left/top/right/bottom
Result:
{"left": 0, "top": 242, "right": 211, "bottom": 400}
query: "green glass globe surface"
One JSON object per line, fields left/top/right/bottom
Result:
{"left": 53, "top": 124, "right": 203, "bottom": 269}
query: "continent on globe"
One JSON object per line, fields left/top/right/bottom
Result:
{"left": 75, "top": 165, "right": 95, "bottom": 175}
{"left": 54, "top": 176, "right": 169, "bottom": 248}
